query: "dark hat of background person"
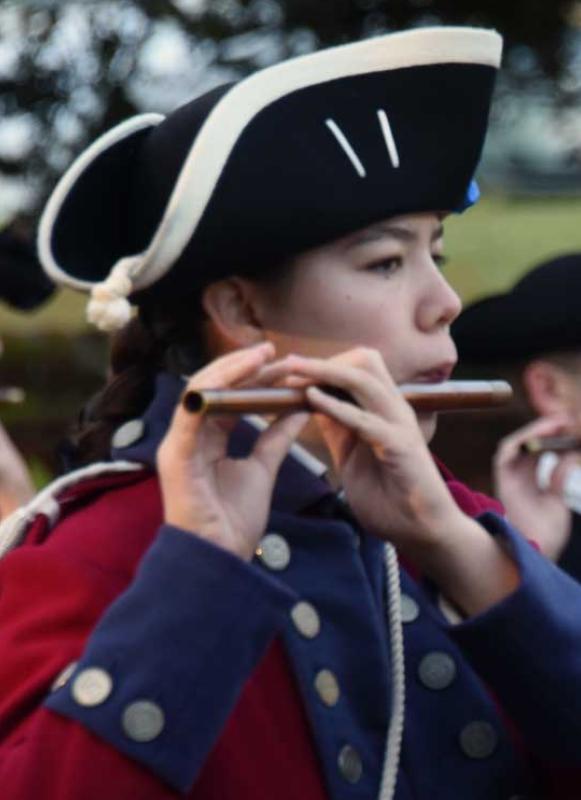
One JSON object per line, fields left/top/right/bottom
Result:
{"left": 452, "top": 253, "right": 581, "bottom": 362}
{"left": 37, "top": 26, "right": 502, "bottom": 332}
{"left": 0, "top": 227, "right": 54, "bottom": 310}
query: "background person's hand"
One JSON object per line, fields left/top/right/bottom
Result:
{"left": 493, "top": 415, "right": 574, "bottom": 560}
{"left": 0, "top": 421, "right": 35, "bottom": 518}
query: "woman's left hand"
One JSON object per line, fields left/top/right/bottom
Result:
{"left": 282, "top": 348, "right": 464, "bottom": 556}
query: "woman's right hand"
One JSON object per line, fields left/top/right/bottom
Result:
{"left": 156, "top": 342, "right": 308, "bottom": 561}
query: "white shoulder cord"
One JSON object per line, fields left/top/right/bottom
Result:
{"left": 0, "top": 460, "right": 144, "bottom": 559}
{"left": 377, "top": 541, "right": 405, "bottom": 800}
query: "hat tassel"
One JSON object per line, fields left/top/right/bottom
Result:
{"left": 86, "top": 256, "right": 142, "bottom": 332}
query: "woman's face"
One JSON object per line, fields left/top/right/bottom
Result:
{"left": 254, "top": 212, "right": 462, "bottom": 439}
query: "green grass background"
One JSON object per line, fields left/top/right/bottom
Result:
{"left": 443, "top": 193, "right": 581, "bottom": 304}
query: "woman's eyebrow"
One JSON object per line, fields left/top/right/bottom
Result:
{"left": 346, "top": 222, "right": 444, "bottom": 249}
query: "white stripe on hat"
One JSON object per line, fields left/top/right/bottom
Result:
{"left": 377, "top": 109, "right": 400, "bottom": 168}
{"left": 325, "top": 118, "right": 367, "bottom": 178}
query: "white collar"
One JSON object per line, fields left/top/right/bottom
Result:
{"left": 244, "top": 414, "right": 328, "bottom": 478}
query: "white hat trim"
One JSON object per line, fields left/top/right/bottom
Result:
{"left": 38, "top": 113, "right": 165, "bottom": 292}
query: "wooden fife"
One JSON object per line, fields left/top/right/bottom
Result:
{"left": 182, "top": 380, "right": 513, "bottom": 415}
{"left": 520, "top": 435, "right": 581, "bottom": 455}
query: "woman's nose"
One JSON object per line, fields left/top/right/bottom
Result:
{"left": 417, "top": 267, "right": 462, "bottom": 331}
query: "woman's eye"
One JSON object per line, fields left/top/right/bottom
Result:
{"left": 365, "top": 257, "right": 403, "bottom": 275}
{"left": 432, "top": 253, "right": 449, "bottom": 269}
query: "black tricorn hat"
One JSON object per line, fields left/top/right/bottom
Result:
{"left": 38, "top": 26, "right": 502, "bottom": 331}
{"left": 453, "top": 253, "right": 581, "bottom": 362}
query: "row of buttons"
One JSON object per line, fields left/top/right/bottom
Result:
{"left": 257, "top": 530, "right": 363, "bottom": 784}
{"left": 401, "top": 595, "right": 457, "bottom": 689}
{"left": 400, "top": 592, "right": 499, "bottom": 760}
{"left": 52, "top": 664, "right": 165, "bottom": 743}
{"left": 256, "top": 535, "right": 498, "bottom": 771}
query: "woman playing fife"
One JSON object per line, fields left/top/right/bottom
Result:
{"left": 0, "top": 25, "right": 580, "bottom": 800}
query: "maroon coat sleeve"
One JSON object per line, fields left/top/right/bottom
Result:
{"left": 0, "top": 480, "right": 184, "bottom": 798}
{"left": 1, "top": 710, "right": 180, "bottom": 799}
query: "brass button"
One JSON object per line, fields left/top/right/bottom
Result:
{"left": 418, "top": 651, "right": 457, "bottom": 690}
{"left": 290, "top": 601, "right": 321, "bottom": 639}
{"left": 337, "top": 744, "right": 363, "bottom": 783}
{"left": 122, "top": 700, "right": 165, "bottom": 742}
{"left": 71, "top": 667, "right": 113, "bottom": 707}
{"left": 112, "top": 419, "right": 145, "bottom": 449}
{"left": 314, "top": 669, "right": 340, "bottom": 707}
{"left": 400, "top": 593, "right": 420, "bottom": 623}
{"left": 256, "top": 533, "right": 291, "bottom": 570}
{"left": 459, "top": 720, "right": 498, "bottom": 759}
{"left": 51, "top": 661, "right": 78, "bottom": 692}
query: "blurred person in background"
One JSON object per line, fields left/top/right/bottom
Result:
{"left": 451, "top": 252, "right": 581, "bottom": 578}
{"left": 0, "top": 223, "right": 54, "bottom": 516}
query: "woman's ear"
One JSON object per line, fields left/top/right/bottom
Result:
{"left": 522, "top": 359, "right": 573, "bottom": 416}
{"left": 201, "top": 278, "right": 266, "bottom": 350}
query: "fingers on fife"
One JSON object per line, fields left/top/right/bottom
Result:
{"left": 157, "top": 341, "right": 309, "bottom": 502}
{"left": 282, "top": 347, "right": 422, "bottom": 463}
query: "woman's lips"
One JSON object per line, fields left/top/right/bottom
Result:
{"left": 409, "top": 364, "right": 455, "bottom": 383}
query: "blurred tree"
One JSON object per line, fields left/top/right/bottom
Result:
{"left": 0, "top": 0, "right": 579, "bottom": 220}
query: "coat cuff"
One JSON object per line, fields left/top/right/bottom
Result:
{"left": 45, "top": 525, "right": 296, "bottom": 791}
{"left": 449, "top": 511, "right": 581, "bottom": 761}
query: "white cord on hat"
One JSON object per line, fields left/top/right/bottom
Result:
{"left": 86, "top": 255, "right": 143, "bottom": 332}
